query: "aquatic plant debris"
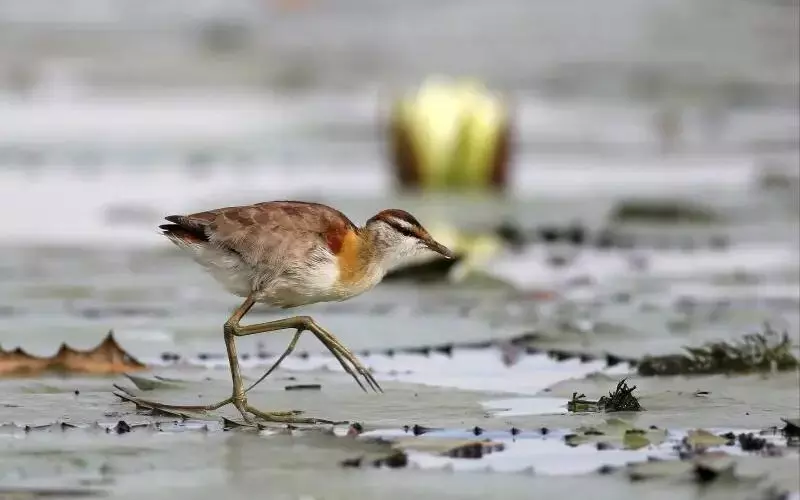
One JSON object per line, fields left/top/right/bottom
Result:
{"left": 637, "top": 325, "right": 799, "bottom": 376}
{"left": 609, "top": 198, "right": 721, "bottom": 224}
{"left": 563, "top": 418, "right": 666, "bottom": 450}
{"left": 567, "top": 379, "right": 643, "bottom": 412}
{"left": 348, "top": 420, "right": 796, "bottom": 478}
{"left": 781, "top": 418, "right": 800, "bottom": 446}
{"left": 0, "top": 331, "right": 145, "bottom": 377}
{"left": 390, "top": 437, "right": 506, "bottom": 459}
{"left": 625, "top": 453, "right": 751, "bottom": 484}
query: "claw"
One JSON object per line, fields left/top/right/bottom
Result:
{"left": 311, "top": 329, "right": 383, "bottom": 394}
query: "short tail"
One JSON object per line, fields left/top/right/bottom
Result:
{"left": 159, "top": 215, "right": 209, "bottom": 244}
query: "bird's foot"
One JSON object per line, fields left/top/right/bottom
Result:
{"left": 122, "top": 396, "right": 233, "bottom": 413}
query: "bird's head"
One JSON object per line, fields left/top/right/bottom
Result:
{"left": 364, "top": 209, "right": 455, "bottom": 267}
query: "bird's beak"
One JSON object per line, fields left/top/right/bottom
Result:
{"left": 424, "top": 238, "right": 456, "bottom": 259}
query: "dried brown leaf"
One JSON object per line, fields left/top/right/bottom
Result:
{"left": 0, "top": 331, "right": 145, "bottom": 377}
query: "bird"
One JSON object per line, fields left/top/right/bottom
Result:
{"left": 146, "top": 200, "right": 454, "bottom": 424}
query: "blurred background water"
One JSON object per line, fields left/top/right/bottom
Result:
{"left": 0, "top": 0, "right": 798, "bottom": 355}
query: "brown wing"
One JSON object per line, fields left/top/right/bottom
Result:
{"left": 160, "top": 201, "right": 357, "bottom": 269}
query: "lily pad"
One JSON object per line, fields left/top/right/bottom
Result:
{"left": 685, "top": 429, "right": 730, "bottom": 450}
{"left": 565, "top": 418, "right": 667, "bottom": 450}
{"left": 390, "top": 437, "right": 505, "bottom": 458}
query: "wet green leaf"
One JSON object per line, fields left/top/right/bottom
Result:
{"left": 622, "top": 431, "right": 652, "bottom": 450}
{"left": 686, "top": 429, "right": 729, "bottom": 449}
{"left": 391, "top": 437, "right": 505, "bottom": 458}
{"left": 567, "top": 419, "right": 665, "bottom": 450}
{"left": 628, "top": 459, "right": 693, "bottom": 481}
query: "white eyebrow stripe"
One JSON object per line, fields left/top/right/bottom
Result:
{"left": 386, "top": 217, "right": 418, "bottom": 236}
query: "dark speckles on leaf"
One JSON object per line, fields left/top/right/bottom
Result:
{"left": 161, "top": 352, "right": 180, "bottom": 362}
{"left": 284, "top": 384, "right": 321, "bottom": 391}
{"left": 737, "top": 433, "right": 768, "bottom": 452}
{"left": 406, "top": 346, "right": 431, "bottom": 356}
{"left": 563, "top": 433, "right": 579, "bottom": 446}
{"left": 372, "top": 450, "right": 408, "bottom": 469}
{"left": 597, "top": 464, "right": 617, "bottom": 474}
{"left": 340, "top": 456, "right": 363, "bottom": 468}
{"left": 433, "top": 344, "right": 453, "bottom": 357}
{"left": 114, "top": 421, "right": 131, "bottom": 434}
{"left": 412, "top": 424, "right": 432, "bottom": 436}
{"left": 549, "top": 350, "right": 572, "bottom": 362}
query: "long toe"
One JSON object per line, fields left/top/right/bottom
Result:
{"left": 233, "top": 400, "right": 255, "bottom": 424}
{"left": 245, "top": 406, "right": 337, "bottom": 425}
{"left": 335, "top": 347, "right": 382, "bottom": 393}
{"left": 131, "top": 397, "right": 231, "bottom": 412}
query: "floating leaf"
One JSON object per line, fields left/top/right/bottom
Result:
{"left": 628, "top": 460, "right": 693, "bottom": 481}
{"left": 391, "top": 437, "right": 505, "bottom": 459}
{"left": 0, "top": 331, "right": 146, "bottom": 377}
{"left": 566, "top": 418, "right": 666, "bottom": 450}
{"left": 685, "top": 429, "right": 729, "bottom": 450}
{"left": 622, "top": 431, "right": 652, "bottom": 450}
{"left": 628, "top": 452, "right": 752, "bottom": 484}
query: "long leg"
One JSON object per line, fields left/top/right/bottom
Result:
{"left": 234, "top": 316, "right": 382, "bottom": 394}
{"left": 132, "top": 297, "right": 258, "bottom": 414}
{"left": 140, "top": 296, "right": 381, "bottom": 423}
{"left": 136, "top": 298, "right": 310, "bottom": 423}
